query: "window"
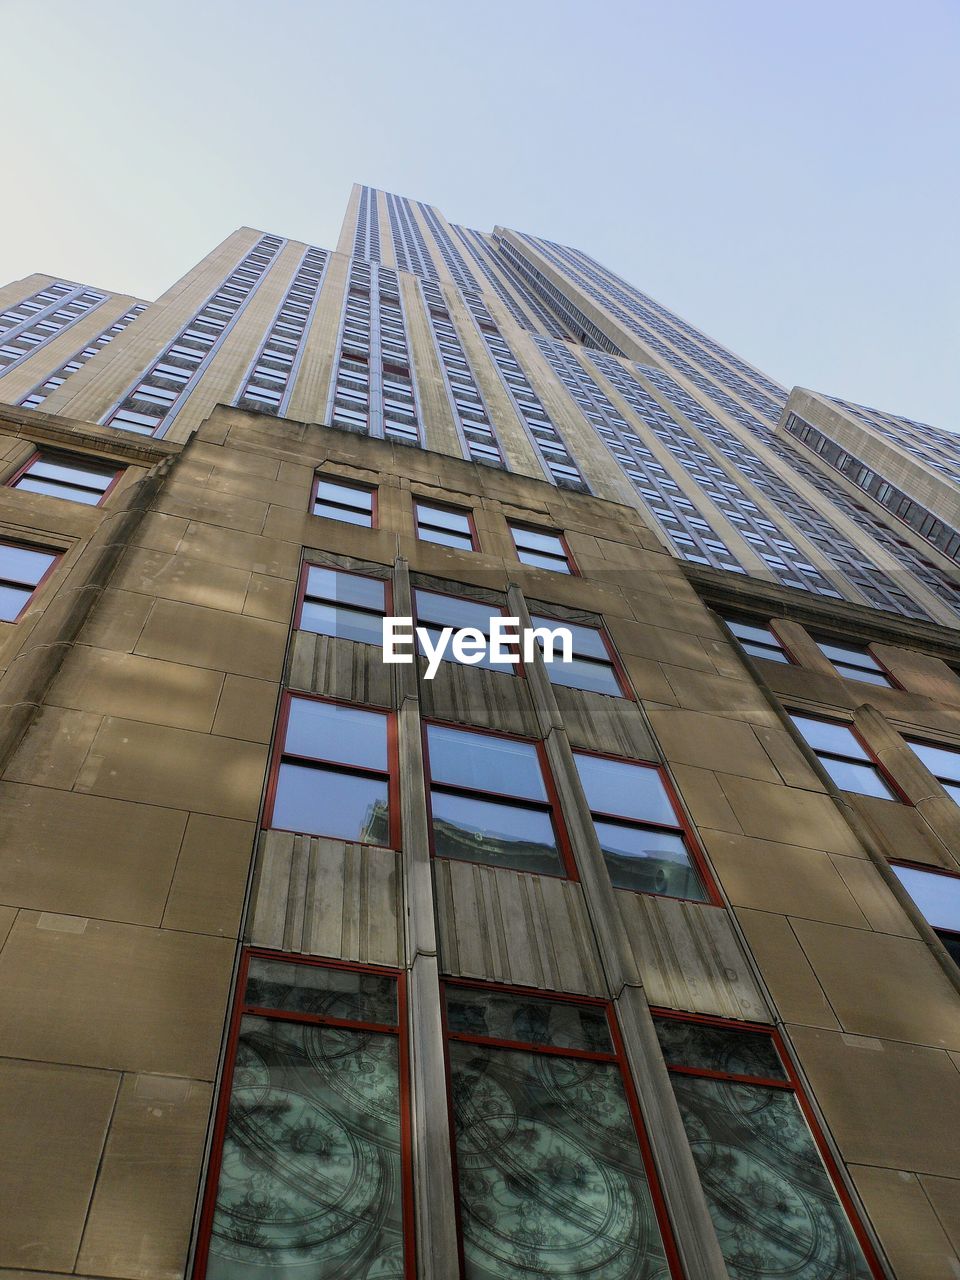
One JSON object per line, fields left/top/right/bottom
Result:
{"left": 9, "top": 451, "right": 121, "bottom": 506}
{"left": 414, "top": 500, "right": 477, "bottom": 551}
{"left": 443, "top": 983, "right": 679, "bottom": 1279}
{"left": 529, "top": 612, "right": 627, "bottom": 696}
{"left": 907, "top": 739, "right": 960, "bottom": 805}
{"left": 509, "top": 522, "right": 575, "bottom": 573}
{"left": 311, "top": 475, "right": 376, "bottom": 527}
{"left": 815, "top": 638, "right": 894, "bottom": 686}
{"left": 412, "top": 588, "right": 517, "bottom": 673}
{"left": 725, "top": 617, "right": 792, "bottom": 664}
{"left": 789, "top": 714, "right": 898, "bottom": 800}
{"left": 267, "top": 695, "right": 396, "bottom": 846}
{"left": 653, "top": 1013, "right": 881, "bottom": 1279}
{"left": 194, "top": 952, "right": 412, "bottom": 1279}
{"left": 0, "top": 540, "right": 58, "bottom": 622}
{"left": 891, "top": 862, "right": 960, "bottom": 966}
{"left": 296, "top": 564, "right": 387, "bottom": 645}
{"left": 574, "top": 751, "right": 711, "bottom": 900}
{"left": 424, "top": 722, "right": 570, "bottom": 876}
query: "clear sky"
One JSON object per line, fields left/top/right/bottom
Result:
{"left": 4, "top": 0, "right": 958, "bottom": 429}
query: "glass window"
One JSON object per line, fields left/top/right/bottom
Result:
{"left": 509, "top": 522, "right": 574, "bottom": 573}
{"left": 529, "top": 613, "right": 625, "bottom": 696}
{"left": 789, "top": 714, "right": 897, "bottom": 800}
{"left": 891, "top": 863, "right": 960, "bottom": 966}
{"left": 196, "top": 954, "right": 411, "bottom": 1279}
{"left": 312, "top": 475, "right": 375, "bottom": 527}
{"left": 653, "top": 1014, "right": 878, "bottom": 1280}
{"left": 425, "top": 723, "right": 567, "bottom": 876}
{"left": 269, "top": 696, "right": 393, "bottom": 846}
{"left": 0, "top": 540, "right": 58, "bottom": 622}
{"left": 816, "top": 638, "right": 894, "bottom": 687}
{"left": 414, "top": 500, "right": 476, "bottom": 551}
{"left": 725, "top": 617, "right": 792, "bottom": 664}
{"left": 445, "top": 984, "right": 676, "bottom": 1278}
{"left": 907, "top": 740, "right": 960, "bottom": 805}
{"left": 298, "top": 564, "right": 386, "bottom": 645}
{"left": 574, "top": 752, "right": 710, "bottom": 900}
{"left": 10, "top": 452, "right": 119, "bottom": 506}
{"left": 412, "top": 588, "right": 517, "bottom": 673}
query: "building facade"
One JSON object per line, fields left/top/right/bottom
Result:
{"left": 0, "top": 186, "right": 958, "bottom": 1279}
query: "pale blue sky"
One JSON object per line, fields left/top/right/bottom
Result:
{"left": 3, "top": 0, "right": 958, "bottom": 428}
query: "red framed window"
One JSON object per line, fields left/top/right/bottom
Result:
{"left": 574, "top": 750, "right": 715, "bottom": 901}
{"left": 441, "top": 980, "right": 683, "bottom": 1279}
{"left": 508, "top": 521, "right": 576, "bottom": 574}
{"left": 653, "top": 1010, "right": 884, "bottom": 1278}
{"left": 814, "top": 637, "right": 897, "bottom": 687}
{"left": 311, "top": 474, "right": 377, "bottom": 527}
{"left": 412, "top": 587, "right": 518, "bottom": 674}
{"left": 295, "top": 563, "right": 389, "bottom": 645}
{"left": 423, "top": 721, "right": 573, "bottom": 877}
{"left": 891, "top": 860, "right": 960, "bottom": 966}
{"left": 414, "top": 500, "right": 478, "bottom": 552}
{"left": 8, "top": 450, "right": 122, "bottom": 506}
{"left": 789, "top": 714, "right": 902, "bottom": 801}
{"left": 193, "top": 951, "right": 414, "bottom": 1280}
{"left": 265, "top": 693, "right": 398, "bottom": 848}
{"left": 0, "top": 540, "right": 59, "bottom": 622}
{"left": 725, "top": 616, "right": 794, "bottom": 664}
{"left": 905, "top": 739, "right": 960, "bottom": 806}
{"left": 529, "top": 611, "right": 629, "bottom": 697}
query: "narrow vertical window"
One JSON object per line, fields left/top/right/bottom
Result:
{"left": 508, "top": 522, "right": 575, "bottom": 573}
{"left": 444, "top": 983, "right": 680, "bottom": 1279}
{"left": 195, "top": 953, "right": 412, "bottom": 1278}
{"left": 311, "top": 475, "right": 376, "bottom": 527}
{"left": 0, "top": 541, "right": 59, "bottom": 621}
{"left": 414, "top": 500, "right": 478, "bottom": 551}
{"left": 654, "top": 1014, "right": 882, "bottom": 1279}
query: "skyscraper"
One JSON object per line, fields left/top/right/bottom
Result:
{"left": 0, "top": 185, "right": 958, "bottom": 1278}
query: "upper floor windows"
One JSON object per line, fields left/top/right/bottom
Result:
{"left": 8, "top": 451, "right": 121, "bottom": 506}
{"left": 573, "top": 751, "right": 711, "bottom": 901}
{"left": 0, "top": 540, "right": 59, "bottom": 622}
{"left": 509, "top": 522, "right": 575, "bottom": 574}
{"left": 296, "top": 564, "right": 388, "bottom": 645}
{"left": 891, "top": 862, "right": 960, "bottom": 966}
{"left": 267, "top": 694, "right": 396, "bottom": 847}
{"left": 789, "top": 714, "right": 898, "bottom": 800}
{"left": 424, "top": 722, "right": 571, "bottom": 877}
{"left": 725, "top": 617, "right": 792, "bottom": 664}
{"left": 815, "top": 638, "right": 895, "bottom": 687}
{"left": 529, "top": 613, "right": 627, "bottom": 696}
{"left": 311, "top": 475, "right": 376, "bottom": 527}
{"left": 906, "top": 739, "right": 960, "bottom": 805}
{"left": 414, "top": 500, "right": 477, "bottom": 551}
{"left": 412, "top": 588, "right": 516, "bottom": 673}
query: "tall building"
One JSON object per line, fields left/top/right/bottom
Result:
{"left": 0, "top": 185, "right": 958, "bottom": 1279}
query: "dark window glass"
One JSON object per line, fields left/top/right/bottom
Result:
{"left": 445, "top": 986, "right": 612, "bottom": 1052}
{"left": 816, "top": 639, "right": 893, "bottom": 686}
{"left": 529, "top": 613, "right": 624, "bottom": 696}
{"left": 312, "top": 476, "right": 375, "bottom": 526}
{"left": 270, "top": 697, "right": 392, "bottom": 846}
{"left": 509, "top": 522, "right": 573, "bottom": 573}
{"left": 299, "top": 565, "right": 386, "bottom": 645}
{"left": 200, "top": 958, "right": 408, "bottom": 1279}
{"left": 653, "top": 1016, "right": 876, "bottom": 1280}
{"left": 575, "top": 751, "right": 709, "bottom": 901}
{"left": 789, "top": 714, "right": 897, "bottom": 800}
{"left": 0, "top": 541, "right": 57, "bottom": 621}
{"left": 11, "top": 452, "right": 118, "bottom": 505}
{"left": 414, "top": 500, "right": 476, "bottom": 550}
{"left": 725, "top": 617, "right": 791, "bottom": 663}
{"left": 426, "top": 724, "right": 564, "bottom": 876}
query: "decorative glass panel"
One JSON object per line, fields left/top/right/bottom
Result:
{"left": 653, "top": 1018, "right": 786, "bottom": 1081}
{"left": 446, "top": 987, "right": 612, "bottom": 1053}
{"left": 205, "top": 1015, "right": 404, "bottom": 1279}
{"left": 449, "top": 1042, "right": 671, "bottom": 1279}
{"left": 245, "top": 957, "right": 396, "bottom": 1025}
{"left": 668, "top": 1074, "right": 873, "bottom": 1280}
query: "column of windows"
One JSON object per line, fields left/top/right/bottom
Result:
{"left": 414, "top": 204, "right": 478, "bottom": 292}
{"left": 495, "top": 234, "right": 623, "bottom": 350}
{"left": 449, "top": 226, "right": 548, "bottom": 333}
{"left": 234, "top": 246, "right": 328, "bottom": 416}
{"left": 352, "top": 184, "right": 381, "bottom": 263}
{"left": 0, "top": 281, "right": 108, "bottom": 377}
{"left": 18, "top": 302, "right": 147, "bottom": 409}
{"left": 100, "top": 233, "right": 285, "bottom": 437}
{"left": 830, "top": 396, "right": 960, "bottom": 483}
{"left": 383, "top": 192, "right": 439, "bottom": 281}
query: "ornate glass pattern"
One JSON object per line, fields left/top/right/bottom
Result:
{"left": 654, "top": 1016, "right": 875, "bottom": 1279}
{"left": 201, "top": 957, "right": 408, "bottom": 1280}
{"left": 446, "top": 987, "right": 674, "bottom": 1279}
